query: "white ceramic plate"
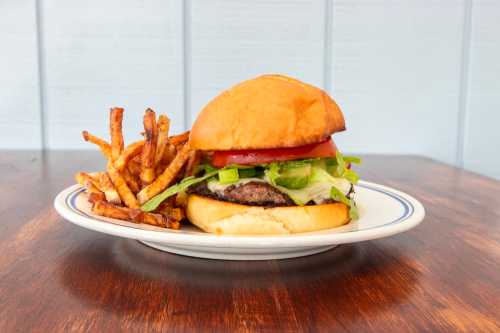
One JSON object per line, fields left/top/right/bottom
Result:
{"left": 54, "top": 181, "right": 425, "bottom": 260}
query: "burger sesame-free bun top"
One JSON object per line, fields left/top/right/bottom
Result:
{"left": 189, "top": 74, "right": 346, "bottom": 151}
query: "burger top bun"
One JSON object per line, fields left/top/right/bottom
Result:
{"left": 189, "top": 74, "right": 346, "bottom": 151}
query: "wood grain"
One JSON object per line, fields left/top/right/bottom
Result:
{"left": 0, "top": 152, "right": 499, "bottom": 332}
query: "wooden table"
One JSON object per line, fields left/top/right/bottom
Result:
{"left": 0, "top": 151, "right": 499, "bottom": 332}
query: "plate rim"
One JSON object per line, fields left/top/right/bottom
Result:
{"left": 54, "top": 180, "right": 425, "bottom": 248}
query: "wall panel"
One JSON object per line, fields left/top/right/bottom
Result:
{"left": 2, "top": 0, "right": 500, "bottom": 180}
{"left": 330, "top": 0, "right": 464, "bottom": 165}
{"left": 41, "top": 0, "right": 184, "bottom": 149}
{"left": 189, "top": 0, "right": 326, "bottom": 123}
{"left": 0, "top": 0, "right": 41, "bottom": 149}
{"left": 463, "top": 0, "right": 500, "bottom": 180}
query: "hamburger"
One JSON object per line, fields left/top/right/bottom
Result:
{"left": 145, "top": 74, "right": 361, "bottom": 235}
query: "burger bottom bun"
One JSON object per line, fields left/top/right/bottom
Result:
{"left": 186, "top": 194, "right": 350, "bottom": 235}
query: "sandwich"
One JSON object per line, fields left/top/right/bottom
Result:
{"left": 142, "top": 74, "right": 361, "bottom": 235}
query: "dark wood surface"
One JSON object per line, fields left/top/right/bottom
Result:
{"left": 0, "top": 151, "right": 499, "bottom": 332}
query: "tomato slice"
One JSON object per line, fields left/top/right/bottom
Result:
{"left": 212, "top": 138, "right": 337, "bottom": 168}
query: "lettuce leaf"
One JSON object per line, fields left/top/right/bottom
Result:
{"left": 297, "top": 166, "right": 359, "bottom": 219}
{"left": 143, "top": 155, "right": 361, "bottom": 218}
{"left": 274, "top": 166, "right": 352, "bottom": 206}
{"left": 330, "top": 186, "right": 350, "bottom": 206}
{"left": 273, "top": 162, "right": 312, "bottom": 189}
{"left": 265, "top": 162, "right": 281, "bottom": 186}
{"left": 141, "top": 170, "right": 218, "bottom": 212}
{"left": 329, "top": 152, "right": 360, "bottom": 184}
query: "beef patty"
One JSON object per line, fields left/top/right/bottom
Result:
{"left": 188, "top": 181, "right": 294, "bottom": 207}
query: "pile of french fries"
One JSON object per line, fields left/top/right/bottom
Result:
{"left": 75, "top": 107, "right": 199, "bottom": 229}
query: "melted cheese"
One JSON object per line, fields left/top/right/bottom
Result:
{"left": 206, "top": 176, "right": 351, "bottom": 205}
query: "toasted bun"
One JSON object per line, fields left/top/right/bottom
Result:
{"left": 189, "top": 74, "right": 345, "bottom": 151}
{"left": 186, "top": 194, "right": 350, "bottom": 235}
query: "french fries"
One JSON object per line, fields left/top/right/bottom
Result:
{"left": 82, "top": 131, "right": 112, "bottom": 159}
{"left": 155, "top": 115, "right": 170, "bottom": 164}
{"left": 175, "top": 191, "right": 188, "bottom": 208}
{"left": 88, "top": 192, "right": 106, "bottom": 204}
{"left": 162, "top": 218, "right": 180, "bottom": 230}
{"left": 156, "top": 202, "right": 185, "bottom": 222}
{"left": 137, "top": 143, "right": 191, "bottom": 204}
{"left": 114, "top": 140, "right": 145, "bottom": 171}
{"left": 75, "top": 172, "right": 98, "bottom": 188}
{"left": 128, "top": 159, "right": 141, "bottom": 177}
{"left": 78, "top": 107, "right": 188, "bottom": 229}
{"left": 92, "top": 200, "right": 129, "bottom": 220}
{"left": 140, "top": 109, "right": 158, "bottom": 185}
{"left": 84, "top": 184, "right": 105, "bottom": 203}
{"left": 169, "top": 131, "right": 189, "bottom": 146}
{"left": 121, "top": 168, "right": 141, "bottom": 194}
{"left": 75, "top": 172, "right": 106, "bottom": 203}
{"left": 110, "top": 107, "right": 124, "bottom": 161}
{"left": 83, "top": 130, "right": 140, "bottom": 196}
{"left": 165, "top": 143, "right": 177, "bottom": 162}
{"left": 128, "top": 209, "right": 178, "bottom": 229}
{"left": 97, "top": 172, "right": 122, "bottom": 204}
{"left": 92, "top": 200, "right": 180, "bottom": 229}
{"left": 156, "top": 143, "right": 176, "bottom": 175}
{"left": 107, "top": 161, "right": 139, "bottom": 208}
{"left": 184, "top": 150, "right": 200, "bottom": 177}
